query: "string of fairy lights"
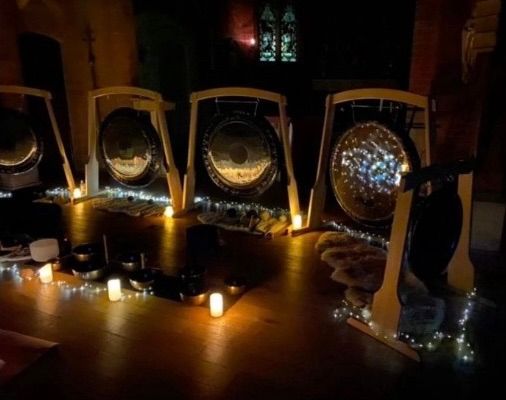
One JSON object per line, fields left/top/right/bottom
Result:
{"left": 332, "top": 288, "right": 477, "bottom": 363}
{"left": 4, "top": 186, "right": 479, "bottom": 363}
{"left": 43, "top": 186, "right": 291, "bottom": 218}
{"left": 0, "top": 263, "right": 155, "bottom": 300}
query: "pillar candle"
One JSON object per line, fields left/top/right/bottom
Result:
{"left": 107, "top": 279, "right": 122, "bottom": 302}
{"left": 39, "top": 263, "right": 53, "bottom": 283}
{"left": 209, "top": 293, "right": 223, "bottom": 318}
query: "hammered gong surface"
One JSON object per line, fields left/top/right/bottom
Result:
{"left": 329, "top": 121, "right": 414, "bottom": 226}
{"left": 0, "top": 108, "right": 42, "bottom": 174}
{"left": 99, "top": 108, "right": 162, "bottom": 187}
{"left": 202, "top": 112, "right": 279, "bottom": 197}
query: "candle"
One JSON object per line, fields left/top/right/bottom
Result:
{"left": 107, "top": 279, "right": 122, "bottom": 302}
{"left": 164, "top": 205, "right": 174, "bottom": 218}
{"left": 73, "top": 187, "right": 82, "bottom": 199}
{"left": 39, "top": 263, "right": 53, "bottom": 283}
{"left": 209, "top": 292, "right": 223, "bottom": 318}
{"left": 292, "top": 214, "right": 303, "bottom": 230}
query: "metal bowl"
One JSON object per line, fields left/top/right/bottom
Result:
{"left": 179, "top": 284, "right": 209, "bottom": 306}
{"left": 72, "top": 243, "right": 100, "bottom": 262}
{"left": 224, "top": 276, "right": 246, "bottom": 296}
{"left": 71, "top": 262, "right": 106, "bottom": 281}
{"left": 118, "top": 252, "right": 142, "bottom": 272}
{"left": 129, "top": 268, "right": 156, "bottom": 291}
{"left": 178, "top": 265, "right": 207, "bottom": 283}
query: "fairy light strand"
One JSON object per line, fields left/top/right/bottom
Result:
{"left": 333, "top": 288, "right": 477, "bottom": 363}
{"left": 0, "top": 263, "right": 155, "bottom": 301}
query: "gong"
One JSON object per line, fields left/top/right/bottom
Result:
{"left": 99, "top": 107, "right": 162, "bottom": 188}
{"left": 329, "top": 121, "right": 418, "bottom": 226}
{"left": 407, "top": 185, "right": 463, "bottom": 281}
{"left": 201, "top": 111, "right": 280, "bottom": 197}
{"left": 0, "top": 108, "right": 43, "bottom": 175}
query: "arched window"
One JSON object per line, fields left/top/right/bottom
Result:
{"left": 280, "top": 4, "right": 297, "bottom": 62}
{"left": 258, "top": 2, "right": 297, "bottom": 63}
{"left": 259, "top": 3, "right": 277, "bottom": 62}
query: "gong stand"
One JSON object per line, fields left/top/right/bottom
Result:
{"left": 306, "top": 88, "right": 432, "bottom": 231}
{"left": 182, "top": 87, "right": 300, "bottom": 220}
{"left": 0, "top": 85, "right": 77, "bottom": 193}
{"left": 85, "top": 86, "right": 183, "bottom": 212}
{"left": 347, "top": 159, "right": 475, "bottom": 362}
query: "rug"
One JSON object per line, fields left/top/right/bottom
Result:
{"left": 0, "top": 329, "right": 58, "bottom": 386}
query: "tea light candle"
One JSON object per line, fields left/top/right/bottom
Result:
{"left": 107, "top": 279, "right": 122, "bottom": 302}
{"left": 164, "top": 205, "right": 174, "bottom": 218}
{"left": 39, "top": 263, "right": 53, "bottom": 283}
{"left": 292, "top": 214, "right": 303, "bottom": 230}
{"left": 209, "top": 292, "right": 223, "bottom": 317}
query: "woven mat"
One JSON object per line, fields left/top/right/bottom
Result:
{"left": 0, "top": 329, "right": 58, "bottom": 386}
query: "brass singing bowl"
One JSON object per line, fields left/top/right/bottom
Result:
{"left": 179, "top": 290, "right": 209, "bottom": 306}
{"left": 72, "top": 262, "right": 106, "bottom": 281}
{"left": 72, "top": 243, "right": 101, "bottom": 263}
{"left": 117, "top": 252, "right": 142, "bottom": 272}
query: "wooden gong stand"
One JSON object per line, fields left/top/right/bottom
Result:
{"left": 347, "top": 160, "right": 476, "bottom": 361}
{"left": 85, "top": 86, "right": 183, "bottom": 212}
{"left": 305, "top": 88, "right": 432, "bottom": 232}
{"left": 0, "top": 85, "right": 77, "bottom": 193}
{"left": 182, "top": 87, "right": 301, "bottom": 221}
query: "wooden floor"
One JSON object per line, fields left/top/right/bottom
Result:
{"left": 0, "top": 201, "right": 505, "bottom": 399}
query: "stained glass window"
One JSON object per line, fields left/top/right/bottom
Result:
{"left": 280, "top": 4, "right": 297, "bottom": 62}
{"left": 258, "top": 2, "right": 297, "bottom": 63}
{"left": 259, "top": 3, "right": 277, "bottom": 62}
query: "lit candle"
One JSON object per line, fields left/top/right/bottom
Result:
{"left": 73, "top": 187, "right": 82, "bottom": 199}
{"left": 107, "top": 279, "right": 122, "bottom": 302}
{"left": 209, "top": 292, "right": 223, "bottom": 318}
{"left": 292, "top": 214, "right": 303, "bottom": 230}
{"left": 39, "top": 263, "right": 53, "bottom": 283}
{"left": 164, "top": 205, "right": 174, "bottom": 218}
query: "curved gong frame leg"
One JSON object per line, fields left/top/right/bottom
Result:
{"left": 85, "top": 86, "right": 183, "bottom": 212}
{"left": 0, "top": 85, "right": 77, "bottom": 193}
{"left": 347, "top": 160, "right": 475, "bottom": 362}
{"left": 306, "top": 88, "right": 432, "bottom": 232}
{"left": 182, "top": 87, "right": 301, "bottom": 222}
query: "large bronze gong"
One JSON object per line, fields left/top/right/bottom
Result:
{"left": 0, "top": 108, "right": 43, "bottom": 175}
{"left": 329, "top": 121, "right": 418, "bottom": 226}
{"left": 99, "top": 107, "right": 162, "bottom": 188}
{"left": 202, "top": 112, "right": 280, "bottom": 197}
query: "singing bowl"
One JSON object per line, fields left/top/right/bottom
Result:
{"left": 117, "top": 252, "right": 142, "bottom": 272}
{"left": 71, "top": 262, "right": 106, "bottom": 281}
{"left": 224, "top": 276, "right": 246, "bottom": 295}
{"left": 329, "top": 121, "right": 419, "bottom": 227}
{"left": 0, "top": 108, "right": 43, "bottom": 175}
{"left": 179, "top": 280, "right": 209, "bottom": 305}
{"left": 99, "top": 107, "right": 162, "bottom": 188}
{"left": 129, "top": 268, "right": 156, "bottom": 291}
{"left": 201, "top": 111, "right": 280, "bottom": 197}
{"left": 179, "top": 289, "right": 209, "bottom": 306}
{"left": 72, "top": 243, "right": 101, "bottom": 262}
